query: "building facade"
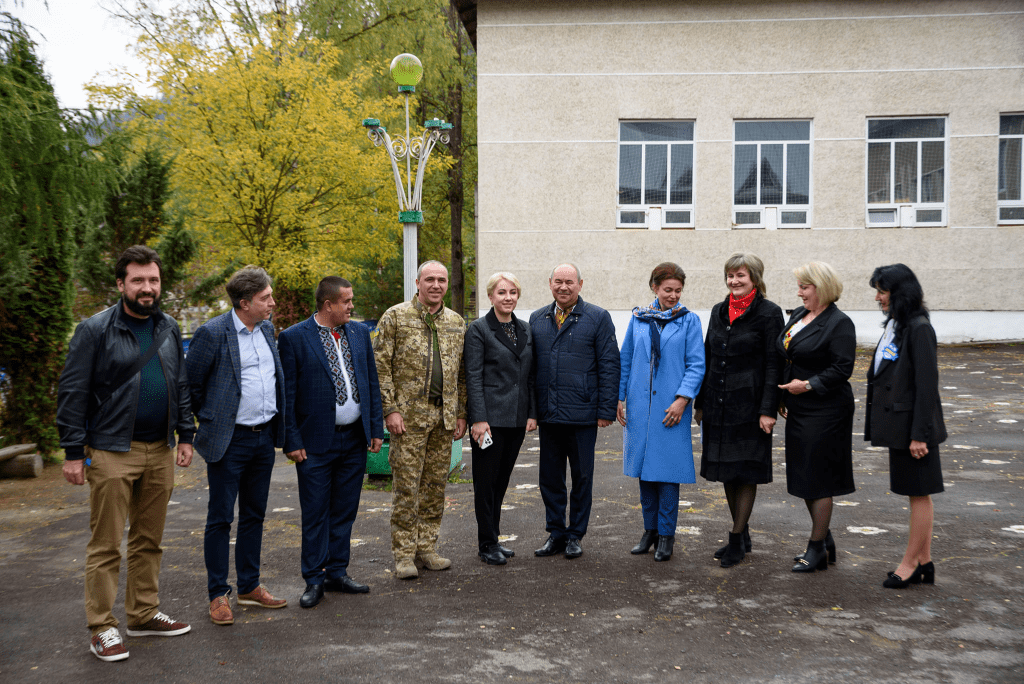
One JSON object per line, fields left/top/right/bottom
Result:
{"left": 463, "top": 0, "right": 1024, "bottom": 343}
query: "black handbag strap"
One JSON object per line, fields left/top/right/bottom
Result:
{"left": 94, "top": 324, "right": 175, "bottom": 408}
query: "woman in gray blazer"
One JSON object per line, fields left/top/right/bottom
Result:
{"left": 865, "top": 264, "right": 946, "bottom": 589}
{"left": 464, "top": 272, "right": 537, "bottom": 565}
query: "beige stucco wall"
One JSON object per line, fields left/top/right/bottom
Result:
{"left": 472, "top": 0, "right": 1024, "bottom": 330}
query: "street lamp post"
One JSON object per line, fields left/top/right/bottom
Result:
{"left": 362, "top": 53, "right": 453, "bottom": 302}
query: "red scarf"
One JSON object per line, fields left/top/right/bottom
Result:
{"left": 728, "top": 288, "right": 758, "bottom": 323}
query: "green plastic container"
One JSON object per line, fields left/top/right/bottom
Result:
{"left": 365, "top": 429, "right": 463, "bottom": 476}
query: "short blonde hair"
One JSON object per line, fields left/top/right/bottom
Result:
{"left": 485, "top": 272, "right": 522, "bottom": 298}
{"left": 723, "top": 252, "right": 767, "bottom": 297}
{"left": 793, "top": 261, "right": 843, "bottom": 305}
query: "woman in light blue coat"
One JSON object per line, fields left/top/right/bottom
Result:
{"left": 617, "top": 262, "right": 705, "bottom": 561}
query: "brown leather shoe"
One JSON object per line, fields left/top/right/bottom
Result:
{"left": 209, "top": 596, "right": 234, "bottom": 625}
{"left": 237, "top": 585, "right": 288, "bottom": 609}
{"left": 416, "top": 551, "right": 451, "bottom": 571}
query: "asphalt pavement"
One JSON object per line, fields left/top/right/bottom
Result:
{"left": 0, "top": 344, "right": 1022, "bottom": 683}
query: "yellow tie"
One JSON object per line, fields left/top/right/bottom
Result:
{"left": 554, "top": 307, "right": 568, "bottom": 329}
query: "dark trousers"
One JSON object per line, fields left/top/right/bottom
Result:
{"left": 295, "top": 423, "right": 367, "bottom": 583}
{"left": 204, "top": 424, "right": 276, "bottom": 600}
{"left": 639, "top": 479, "right": 680, "bottom": 536}
{"left": 538, "top": 423, "right": 597, "bottom": 540}
{"left": 471, "top": 425, "right": 527, "bottom": 552}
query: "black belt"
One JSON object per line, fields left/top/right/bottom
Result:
{"left": 235, "top": 421, "right": 271, "bottom": 432}
{"left": 335, "top": 422, "right": 359, "bottom": 432}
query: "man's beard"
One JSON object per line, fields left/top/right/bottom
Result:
{"left": 124, "top": 292, "right": 161, "bottom": 316}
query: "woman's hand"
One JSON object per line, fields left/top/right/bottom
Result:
{"left": 616, "top": 400, "right": 627, "bottom": 427}
{"left": 694, "top": 408, "right": 702, "bottom": 426}
{"left": 663, "top": 397, "right": 689, "bottom": 427}
{"left": 778, "top": 401, "right": 788, "bottom": 419}
{"left": 526, "top": 418, "right": 538, "bottom": 432}
{"left": 471, "top": 421, "right": 491, "bottom": 445}
{"left": 909, "top": 439, "right": 929, "bottom": 459}
{"left": 778, "top": 378, "right": 810, "bottom": 395}
{"left": 759, "top": 414, "right": 776, "bottom": 434}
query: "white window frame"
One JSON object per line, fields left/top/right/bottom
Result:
{"left": 865, "top": 117, "right": 948, "bottom": 228}
{"left": 617, "top": 121, "right": 695, "bottom": 229}
{"left": 731, "top": 120, "right": 812, "bottom": 230}
{"left": 998, "top": 113, "right": 1024, "bottom": 225}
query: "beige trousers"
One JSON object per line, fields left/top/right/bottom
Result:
{"left": 85, "top": 441, "right": 174, "bottom": 634}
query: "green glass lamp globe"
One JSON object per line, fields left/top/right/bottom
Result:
{"left": 390, "top": 54, "right": 423, "bottom": 86}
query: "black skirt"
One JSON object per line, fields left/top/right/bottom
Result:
{"left": 700, "top": 457, "right": 772, "bottom": 484}
{"left": 784, "top": 401, "right": 855, "bottom": 499}
{"left": 889, "top": 445, "right": 944, "bottom": 496}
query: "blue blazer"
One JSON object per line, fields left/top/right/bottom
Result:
{"left": 278, "top": 315, "right": 384, "bottom": 454}
{"left": 186, "top": 311, "right": 286, "bottom": 463}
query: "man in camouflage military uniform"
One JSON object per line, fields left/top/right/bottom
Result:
{"left": 373, "top": 261, "right": 467, "bottom": 579}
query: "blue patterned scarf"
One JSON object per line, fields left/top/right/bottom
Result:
{"left": 632, "top": 299, "right": 688, "bottom": 377}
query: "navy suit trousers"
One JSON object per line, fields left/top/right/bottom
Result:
{"left": 295, "top": 422, "right": 367, "bottom": 583}
{"left": 205, "top": 424, "right": 276, "bottom": 600}
{"left": 538, "top": 423, "right": 597, "bottom": 540}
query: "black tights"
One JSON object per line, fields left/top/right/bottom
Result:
{"left": 724, "top": 483, "right": 757, "bottom": 535}
{"left": 804, "top": 497, "right": 833, "bottom": 541}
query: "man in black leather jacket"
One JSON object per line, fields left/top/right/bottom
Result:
{"left": 57, "top": 246, "right": 195, "bottom": 662}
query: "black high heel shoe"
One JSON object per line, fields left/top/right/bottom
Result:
{"left": 792, "top": 539, "right": 828, "bottom": 573}
{"left": 654, "top": 535, "right": 674, "bottom": 562}
{"left": 715, "top": 525, "right": 752, "bottom": 559}
{"left": 882, "top": 570, "right": 912, "bottom": 588}
{"left": 631, "top": 530, "right": 658, "bottom": 555}
{"left": 794, "top": 529, "right": 835, "bottom": 564}
{"left": 908, "top": 561, "right": 935, "bottom": 585}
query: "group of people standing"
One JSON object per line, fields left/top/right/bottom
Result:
{"left": 55, "top": 245, "right": 945, "bottom": 665}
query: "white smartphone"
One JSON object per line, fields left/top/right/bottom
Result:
{"left": 479, "top": 432, "right": 493, "bottom": 449}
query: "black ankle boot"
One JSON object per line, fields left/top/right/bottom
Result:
{"left": 631, "top": 530, "right": 658, "bottom": 555}
{"left": 792, "top": 539, "right": 828, "bottom": 573}
{"left": 654, "top": 535, "right": 674, "bottom": 561}
{"left": 715, "top": 525, "right": 752, "bottom": 559}
{"left": 794, "top": 529, "right": 835, "bottom": 564}
{"left": 720, "top": 531, "right": 746, "bottom": 568}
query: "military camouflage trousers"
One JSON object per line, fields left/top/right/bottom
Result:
{"left": 389, "top": 403, "right": 452, "bottom": 561}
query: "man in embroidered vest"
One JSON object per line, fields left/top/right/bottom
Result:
{"left": 278, "top": 277, "right": 384, "bottom": 608}
{"left": 530, "top": 263, "right": 620, "bottom": 559}
{"left": 186, "top": 266, "right": 288, "bottom": 625}
{"left": 373, "top": 261, "right": 467, "bottom": 579}
{"left": 57, "top": 245, "right": 194, "bottom": 661}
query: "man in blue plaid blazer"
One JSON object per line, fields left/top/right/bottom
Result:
{"left": 278, "top": 276, "right": 384, "bottom": 609}
{"left": 186, "top": 266, "right": 288, "bottom": 625}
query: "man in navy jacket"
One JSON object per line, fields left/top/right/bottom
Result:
{"left": 187, "top": 266, "right": 288, "bottom": 625}
{"left": 278, "top": 277, "right": 384, "bottom": 608}
{"left": 530, "top": 263, "right": 620, "bottom": 559}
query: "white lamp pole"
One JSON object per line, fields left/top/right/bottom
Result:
{"left": 363, "top": 54, "right": 453, "bottom": 301}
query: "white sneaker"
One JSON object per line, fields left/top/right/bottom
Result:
{"left": 90, "top": 627, "right": 129, "bottom": 662}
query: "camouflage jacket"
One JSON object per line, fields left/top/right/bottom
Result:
{"left": 372, "top": 297, "right": 467, "bottom": 430}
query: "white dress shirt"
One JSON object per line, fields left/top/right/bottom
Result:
{"left": 232, "top": 309, "right": 278, "bottom": 426}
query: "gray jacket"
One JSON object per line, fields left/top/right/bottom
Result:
{"left": 464, "top": 309, "right": 536, "bottom": 428}
{"left": 57, "top": 302, "right": 195, "bottom": 458}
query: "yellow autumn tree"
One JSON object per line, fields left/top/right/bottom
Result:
{"left": 91, "top": 1, "right": 407, "bottom": 295}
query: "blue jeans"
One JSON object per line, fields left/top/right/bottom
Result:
{"left": 538, "top": 423, "right": 597, "bottom": 540}
{"left": 295, "top": 423, "right": 367, "bottom": 584}
{"left": 204, "top": 425, "right": 276, "bottom": 600}
{"left": 639, "top": 479, "right": 680, "bottom": 536}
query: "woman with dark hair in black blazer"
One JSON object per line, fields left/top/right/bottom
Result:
{"left": 865, "top": 264, "right": 946, "bottom": 589}
{"left": 777, "top": 261, "right": 856, "bottom": 573}
{"left": 464, "top": 272, "right": 537, "bottom": 566}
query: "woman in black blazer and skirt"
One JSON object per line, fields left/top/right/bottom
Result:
{"left": 464, "top": 272, "right": 537, "bottom": 565}
{"left": 865, "top": 264, "right": 946, "bottom": 588}
{"left": 777, "top": 262, "right": 856, "bottom": 573}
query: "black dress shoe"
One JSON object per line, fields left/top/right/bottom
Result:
{"left": 479, "top": 546, "right": 508, "bottom": 565}
{"left": 324, "top": 576, "right": 369, "bottom": 594}
{"left": 654, "top": 535, "right": 674, "bottom": 562}
{"left": 565, "top": 538, "right": 583, "bottom": 559}
{"left": 792, "top": 539, "right": 828, "bottom": 573}
{"left": 299, "top": 583, "right": 324, "bottom": 608}
{"left": 631, "top": 529, "right": 658, "bottom": 555}
{"left": 535, "top": 536, "right": 567, "bottom": 556}
{"left": 497, "top": 544, "right": 515, "bottom": 558}
{"left": 715, "top": 525, "right": 752, "bottom": 559}
{"left": 794, "top": 529, "right": 835, "bottom": 564}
